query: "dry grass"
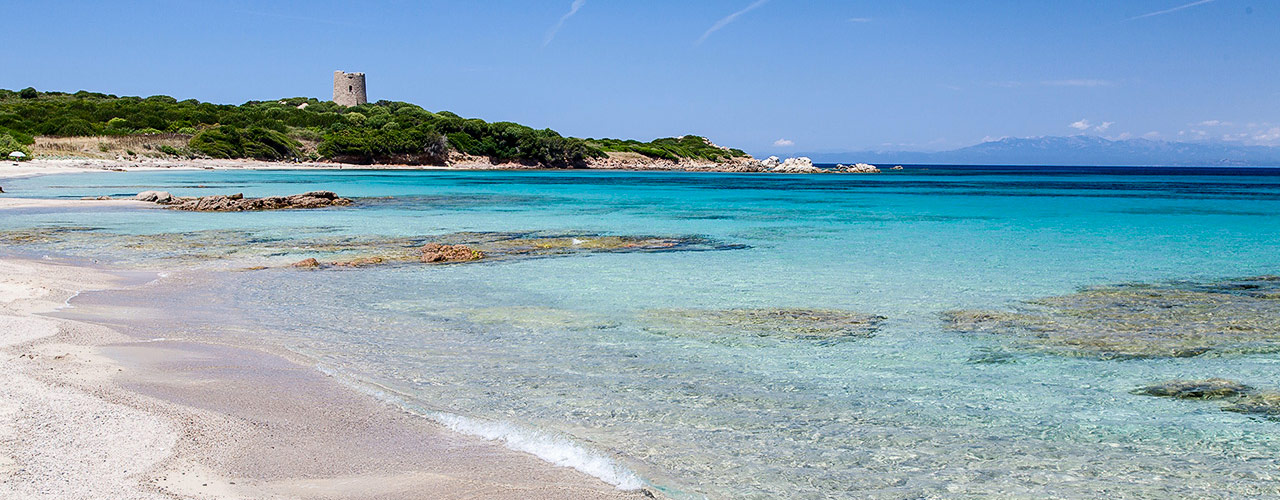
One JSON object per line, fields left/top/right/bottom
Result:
{"left": 33, "top": 134, "right": 192, "bottom": 159}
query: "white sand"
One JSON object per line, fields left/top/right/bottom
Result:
{"left": 0, "top": 258, "right": 652, "bottom": 499}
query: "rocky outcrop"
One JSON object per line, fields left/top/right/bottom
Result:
{"left": 157, "top": 191, "right": 352, "bottom": 211}
{"left": 134, "top": 191, "right": 175, "bottom": 203}
{"left": 290, "top": 258, "right": 320, "bottom": 268}
{"left": 420, "top": 243, "right": 484, "bottom": 263}
{"left": 771, "top": 157, "right": 821, "bottom": 173}
{"left": 834, "top": 163, "right": 881, "bottom": 173}
{"left": 944, "top": 275, "right": 1280, "bottom": 359}
{"left": 587, "top": 152, "right": 880, "bottom": 174}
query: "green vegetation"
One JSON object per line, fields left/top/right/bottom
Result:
{"left": 0, "top": 133, "right": 31, "bottom": 160}
{"left": 0, "top": 88, "right": 744, "bottom": 167}
{"left": 588, "top": 136, "right": 747, "bottom": 162}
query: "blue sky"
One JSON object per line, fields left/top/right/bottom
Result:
{"left": 3, "top": 0, "right": 1277, "bottom": 155}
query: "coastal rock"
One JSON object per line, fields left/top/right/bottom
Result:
{"left": 891, "top": 165, "right": 904, "bottom": 170}
{"left": 833, "top": 163, "right": 880, "bottom": 173}
{"left": 1131, "top": 378, "right": 1251, "bottom": 399}
{"left": 81, "top": 196, "right": 113, "bottom": 200}
{"left": 943, "top": 275, "right": 1280, "bottom": 359}
{"left": 641, "top": 308, "right": 886, "bottom": 343}
{"left": 163, "top": 191, "right": 352, "bottom": 211}
{"left": 760, "top": 156, "right": 781, "bottom": 169}
{"left": 771, "top": 157, "right": 821, "bottom": 173}
{"left": 290, "top": 258, "right": 320, "bottom": 268}
{"left": 330, "top": 256, "right": 384, "bottom": 267}
{"left": 420, "top": 243, "right": 484, "bottom": 263}
{"left": 134, "top": 191, "right": 175, "bottom": 203}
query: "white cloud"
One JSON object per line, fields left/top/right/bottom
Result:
{"left": 1042, "top": 79, "right": 1114, "bottom": 88}
{"left": 1129, "top": 0, "right": 1216, "bottom": 21}
{"left": 1069, "top": 119, "right": 1092, "bottom": 131}
{"left": 1113, "top": 132, "right": 1133, "bottom": 140}
{"left": 981, "top": 135, "right": 1010, "bottom": 143}
{"left": 1197, "top": 120, "right": 1233, "bottom": 127}
{"left": 1255, "top": 127, "right": 1280, "bottom": 145}
{"left": 1142, "top": 131, "right": 1161, "bottom": 139}
{"left": 773, "top": 138, "right": 795, "bottom": 147}
{"left": 1095, "top": 121, "right": 1114, "bottom": 132}
{"left": 848, "top": 17, "right": 872, "bottom": 23}
{"left": 543, "top": 0, "right": 587, "bottom": 48}
{"left": 697, "top": 0, "right": 769, "bottom": 45}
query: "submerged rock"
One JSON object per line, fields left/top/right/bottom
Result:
{"left": 162, "top": 191, "right": 352, "bottom": 211}
{"left": 419, "top": 243, "right": 484, "bottom": 263}
{"left": 1133, "top": 378, "right": 1280, "bottom": 417}
{"left": 1222, "top": 393, "right": 1280, "bottom": 415}
{"left": 642, "top": 308, "right": 886, "bottom": 343}
{"left": 943, "top": 276, "right": 1280, "bottom": 359}
{"left": 1131, "top": 378, "right": 1251, "bottom": 399}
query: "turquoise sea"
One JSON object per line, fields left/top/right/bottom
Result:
{"left": 5, "top": 165, "right": 1280, "bottom": 498}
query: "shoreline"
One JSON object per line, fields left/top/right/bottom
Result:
{"left": 0, "top": 153, "right": 875, "bottom": 180}
{"left": 0, "top": 257, "right": 652, "bottom": 499}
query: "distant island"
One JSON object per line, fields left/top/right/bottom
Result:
{"left": 0, "top": 87, "right": 755, "bottom": 169}
{"left": 798, "top": 135, "right": 1280, "bottom": 167}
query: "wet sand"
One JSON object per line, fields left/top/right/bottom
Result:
{"left": 0, "top": 258, "right": 649, "bottom": 499}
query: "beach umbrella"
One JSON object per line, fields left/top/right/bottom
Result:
{"left": 8, "top": 151, "right": 25, "bottom": 159}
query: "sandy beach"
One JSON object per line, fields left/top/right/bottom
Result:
{"left": 0, "top": 256, "right": 650, "bottom": 499}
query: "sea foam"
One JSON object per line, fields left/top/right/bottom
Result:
{"left": 316, "top": 364, "right": 645, "bottom": 490}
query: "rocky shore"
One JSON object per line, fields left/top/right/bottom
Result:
{"left": 586, "top": 152, "right": 881, "bottom": 174}
{"left": 135, "top": 190, "right": 352, "bottom": 211}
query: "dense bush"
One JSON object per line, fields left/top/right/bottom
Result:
{"left": 589, "top": 135, "right": 747, "bottom": 161}
{"left": 0, "top": 88, "right": 740, "bottom": 167}
{"left": 189, "top": 125, "right": 301, "bottom": 161}
{"left": 0, "top": 133, "right": 32, "bottom": 160}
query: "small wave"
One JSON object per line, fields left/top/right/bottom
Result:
{"left": 315, "top": 365, "right": 645, "bottom": 490}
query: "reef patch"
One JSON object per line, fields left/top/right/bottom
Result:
{"left": 943, "top": 276, "right": 1280, "bottom": 359}
{"left": 641, "top": 308, "right": 885, "bottom": 344}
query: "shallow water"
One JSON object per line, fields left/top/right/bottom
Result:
{"left": 9, "top": 166, "right": 1280, "bottom": 498}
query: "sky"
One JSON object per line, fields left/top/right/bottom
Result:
{"left": 3, "top": 0, "right": 1278, "bottom": 155}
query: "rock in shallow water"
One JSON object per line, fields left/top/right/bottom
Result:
{"left": 1132, "top": 378, "right": 1251, "bottom": 399}
{"left": 1133, "top": 378, "right": 1280, "bottom": 416}
{"left": 419, "top": 243, "right": 484, "bottom": 263}
{"left": 641, "top": 308, "right": 886, "bottom": 343}
{"left": 159, "top": 191, "right": 352, "bottom": 211}
{"left": 943, "top": 276, "right": 1280, "bottom": 359}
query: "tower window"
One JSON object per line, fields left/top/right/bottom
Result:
{"left": 349, "top": 86, "right": 353, "bottom": 92}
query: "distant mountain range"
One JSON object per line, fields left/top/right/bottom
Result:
{"left": 795, "top": 136, "right": 1280, "bottom": 167}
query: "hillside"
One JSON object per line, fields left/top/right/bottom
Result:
{"left": 0, "top": 87, "right": 747, "bottom": 167}
{"left": 801, "top": 136, "right": 1280, "bottom": 167}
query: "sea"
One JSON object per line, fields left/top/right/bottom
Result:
{"left": 4, "top": 164, "right": 1280, "bottom": 498}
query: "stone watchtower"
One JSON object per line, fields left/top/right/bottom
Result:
{"left": 333, "top": 71, "right": 367, "bottom": 107}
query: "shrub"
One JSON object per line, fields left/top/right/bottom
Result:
{"left": 190, "top": 125, "right": 301, "bottom": 161}
{"left": 0, "top": 133, "right": 32, "bottom": 159}
{"left": 18, "top": 87, "right": 37, "bottom": 99}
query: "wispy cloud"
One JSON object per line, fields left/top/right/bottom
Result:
{"left": 544, "top": 0, "right": 587, "bottom": 48}
{"left": 697, "top": 0, "right": 769, "bottom": 45}
{"left": 773, "top": 138, "right": 795, "bottom": 147}
{"left": 1128, "top": 0, "right": 1215, "bottom": 20}
{"left": 848, "top": 17, "right": 872, "bottom": 23}
{"left": 1042, "top": 79, "right": 1114, "bottom": 88}
{"left": 1069, "top": 119, "right": 1116, "bottom": 132}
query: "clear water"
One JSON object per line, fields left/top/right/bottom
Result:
{"left": 7, "top": 166, "right": 1280, "bottom": 498}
